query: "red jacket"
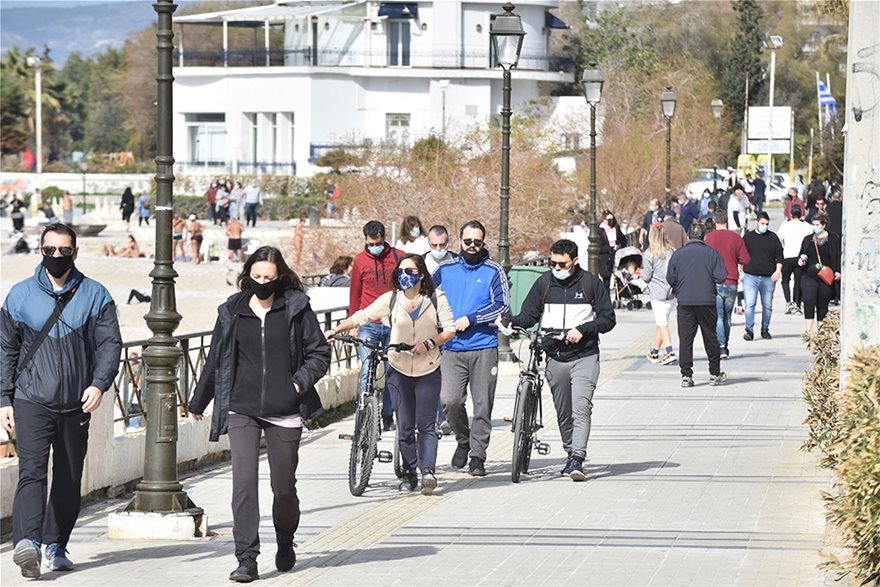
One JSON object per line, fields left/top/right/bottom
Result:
{"left": 705, "top": 229, "right": 751, "bottom": 285}
{"left": 348, "top": 244, "right": 404, "bottom": 320}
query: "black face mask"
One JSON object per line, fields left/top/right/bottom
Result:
{"left": 42, "top": 255, "right": 75, "bottom": 279}
{"left": 250, "top": 278, "right": 280, "bottom": 300}
{"left": 461, "top": 249, "right": 482, "bottom": 265}
{"left": 606, "top": 219, "right": 616, "bottom": 227}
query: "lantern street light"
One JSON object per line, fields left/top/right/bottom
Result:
{"left": 489, "top": 2, "right": 524, "bottom": 361}
{"left": 581, "top": 62, "right": 604, "bottom": 276}
{"left": 711, "top": 98, "right": 723, "bottom": 193}
{"left": 660, "top": 85, "right": 677, "bottom": 209}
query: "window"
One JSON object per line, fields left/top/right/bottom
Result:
{"left": 387, "top": 21, "right": 410, "bottom": 66}
{"left": 185, "top": 113, "right": 226, "bottom": 165}
{"left": 386, "top": 113, "right": 410, "bottom": 145}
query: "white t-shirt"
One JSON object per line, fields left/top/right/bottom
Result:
{"left": 727, "top": 196, "right": 745, "bottom": 233}
{"left": 777, "top": 219, "right": 814, "bottom": 259}
{"left": 394, "top": 235, "right": 430, "bottom": 255}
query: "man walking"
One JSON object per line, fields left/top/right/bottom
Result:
{"left": 727, "top": 189, "right": 749, "bottom": 235}
{"left": 666, "top": 223, "right": 728, "bottom": 387}
{"left": 705, "top": 211, "right": 750, "bottom": 359}
{"left": 777, "top": 205, "right": 813, "bottom": 315}
{"left": 741, "top": 211, "right": 784, "bottom": 340}
{"left": 1, "top": 223, "right": 122, "bottom": 578}
{"left": 505, "top": 239, "right": 615, "bottom": 481}
{"left": 424, "top": 224, "right": 457, "bottom": 275}
{"left": 661, "top": 210, "right": 688, "bottom": 250}
{"left": 349, "top": 220, "right": 404, "bottom": 431}
{"left": 242, "top": 179, "right": 262, "bottom": 228}
{"left": 752, "top": 171, "right": 767, "bottom": 214}
{"left": 433, "top": 220, "right": 509, "bottom": 477}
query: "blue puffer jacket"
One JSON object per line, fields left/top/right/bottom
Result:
{"left": 431, "top": 249, "right": 509, "bottom": 352}
{"left": 1, "top": 265, "right": 122, "bottom": 412}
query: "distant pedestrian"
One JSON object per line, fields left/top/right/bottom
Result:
{"left": 638, "top": 198, "right": 662, "bottom": 250}
{"left": 243, "top": 179, "right": 262, "bottom": 228}
{"left": 661, "top": 211, "right": 687, "bottom": 250}
{"left": 777, "top": 205, "right": 813, "bottom": 315}
{"left": 741, "top": 212, "right": 783, "bottom": 341}
{"left": 678, "top": 193, "right": 700, "bottom": 233}
{"left": 598, "top": 210, "right": 627, "bottom": 290}
{"left": 227, "top": 217, "right": 244, "bottom": 263}
{"left": 318, "top": 256, "right": 353, "bottom": 287}
{"left": 137, "top": 192, "right": 151, "bottom": 227}
{"left": 666, "top": 222, "right": 728, "bottom": 387}
{"left": 62, "top": 191, "right": 74, "bottom": 225}
{"left": 727, "top": 189, "right": 748, "bottom": 235}
{"left": 205, "top": 179, "right": 218, "bottom": 225}
{"left": 189, "top": 215, "right": 204, "bottom": 264}
{"left": 705, "top": 210, "right": 750, "bottom": 360}
{"left": 10, "top": 195, "right": 26, "bottom": 232}
{"left": 2, "top": 223, "right": 122, "bottom": 579}
{"left": 798, "top": 213, "right": 841, "bottom": 333}
{"left": 752, "top": 171, "right": 766, "bottom": 214}
{"left": 642, "top": 225, "right": 677, "bottom": 365}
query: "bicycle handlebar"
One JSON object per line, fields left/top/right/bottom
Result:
{"left": 331, "top": 333, "right": 414, "bottom": 352}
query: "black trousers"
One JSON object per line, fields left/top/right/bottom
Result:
{"left": 781, "top": 258, "right": 802, "bottom": 306}
{"left": 227, "top": 413, "right": 302, "bottom": 563}
{"left": 801, "top": 275, "right": 832, "bottom": 321}
{"left": 677, "top": 305, "right": 721, "bottom": 378}
{"left": 12, "top": 399, "right": 90, "bottom": 549}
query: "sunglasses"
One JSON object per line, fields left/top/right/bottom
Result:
{"left": 398, "top": 267, "right": 420, "bottom": 276}
{"left": 41, "top": 246, "right": 75, "bottom": 257}
{"left": 462, "top": 238, "right": 484, "bottom": 248}
{"left": 549, "top": 260, "right": 572, "bottom": 269}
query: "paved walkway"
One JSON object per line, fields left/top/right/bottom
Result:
{"left": 1, "top": 286, "right": 838, "bottom": 586}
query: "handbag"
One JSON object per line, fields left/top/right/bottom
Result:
{"left": 813, "top": 237, "right": 835, "bottom": 286}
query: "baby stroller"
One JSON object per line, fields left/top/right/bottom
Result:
{"left": 611, "top": 246, "right": 646, "bottom": 310}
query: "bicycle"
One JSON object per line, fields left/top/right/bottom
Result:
{"left": 508, "top": 327, "right": 555, "bottom": 483}
{"left": 332, "top": 333, "right": 412, "bottom": 496}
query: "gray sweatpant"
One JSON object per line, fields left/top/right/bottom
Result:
{"left": 440, "top": 348, "right": 499, "bottom": 460}
{"left": 544, "top": 354, "right": 600, "bottom": 461}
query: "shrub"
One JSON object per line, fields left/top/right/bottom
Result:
{"left": 801, "top": 310, "right": 841, "bottom": 463}
{"left": 41, "top": 185, "right": 65, "bottom": 204}
{"left": 172, "top": 195, "right": 322, "bottom": 221}
{"left": 822, "top": 345, "right": 880, "bottom": 584}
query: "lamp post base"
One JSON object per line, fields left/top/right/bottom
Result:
{"left": 497, "top": 333, "right": 518, "bottom": 362}
{"left": 108, "top": 508, "right": 207, "bottom": 540}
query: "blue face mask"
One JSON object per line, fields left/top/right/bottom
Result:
{"left": 552, "top": 268, "right": 571, "bottom": 280}
{"left": 757, "top": 224, "right": 768, "bottom": 234}
{"left": 397, "top": 272, "right": 420, "bottom": 290}
{"left": 410, "top": 228, "right": 421, "bottom": 238}
{"left": 812, "top": 225, "right": 823, "bottom": 234}
{"left": 366, "top": 243, "right": 384, "bottom": 256}
{"left": 430, "top": 248, "right": 448, "bottom": 260}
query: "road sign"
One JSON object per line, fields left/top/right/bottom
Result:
{"left": 747, "top": 106, "right": 792, "bottom": 140}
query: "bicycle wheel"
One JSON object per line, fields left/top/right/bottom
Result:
{"left": 521, "top": 386, "right": 538, "bottom": 475}
{"left": 348, "top": 395, "right": 379, "bottom": 496}
{"left": 511, "top": 377, "right": 535, "bottom": 483}
{"left": 392, "top": 427, "right": 404, "bottom": 479}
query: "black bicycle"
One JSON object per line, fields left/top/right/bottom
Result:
{"left": 509, "top": 327, "right": 554, "bottom": 483}
{"left": 333, "top": 333, "right": 412, "bottom": 496}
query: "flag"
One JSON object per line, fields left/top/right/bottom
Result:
{"left": 817, "top": 74, "right": 838, "bottom": 122}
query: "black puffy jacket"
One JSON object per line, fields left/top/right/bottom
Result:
{"left": 189, "top": 289, "right": 331, "bottom": 441}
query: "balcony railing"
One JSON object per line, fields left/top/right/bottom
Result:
{"left": 174, "top": 47, "right": 575, "bottom": 73}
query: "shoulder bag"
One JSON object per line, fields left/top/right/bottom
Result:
{"left": 814, "top": 237, "right": 835, "bottom": 286}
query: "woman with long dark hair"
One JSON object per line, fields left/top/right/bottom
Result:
{"left": 325, "top": 253, "right": 455, "bottom": 494}
{"left": 597, "top": 209, "right": 627, "bottom": 289}
{"left": 189, "top": 246, "right": 330, "bottom": 582}
{"left": 394, "top": 215, "right": 430, "bottom": 254}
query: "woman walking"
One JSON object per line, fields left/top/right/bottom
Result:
{"left": 642, "top": 225, "right": 677, "bottom": 365}
{"left": 798, "top": 213, "right": 841, "bottom": 333}
{"left": 189, "top": 246, "right": 330, "bottom": 582}
{"left": 325, "top": 253, "right": 455, "bottom": 494}
{"left": 394, "top": 215, "right": 430, "bottom": 254}
{"left": 120, "top": 187, "right": 135, "bottom": 231}
{"left": 597, "top": 210, "right": 627, "bottom": 290}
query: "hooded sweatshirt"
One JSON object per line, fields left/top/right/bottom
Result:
{"left": 348, "top": 243, "right": 404, "bottom": 321}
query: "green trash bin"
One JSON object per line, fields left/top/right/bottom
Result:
{"left": 508, "top": 265, "right": 549, "bottom": 316}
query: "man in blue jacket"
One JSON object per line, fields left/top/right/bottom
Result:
{"left": 432, "top": 220, "right": 509, "bottom": 477}
{"left": 666, "top": 222, "right": 728, "bottom": 388}
{"left": 0, "top": 223, "right": 122, "bottom": 579}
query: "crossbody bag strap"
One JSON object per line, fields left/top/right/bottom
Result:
{"left": 14, "top": 288, "right": 76, "bottom": 385}
{"left": 813, "top": 236, "right": 823, "bottom": 266}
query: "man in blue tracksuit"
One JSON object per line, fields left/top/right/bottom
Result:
{"left": 432, "top": 220, "right": 509, "bottom": 477}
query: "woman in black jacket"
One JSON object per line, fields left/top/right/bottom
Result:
{"left": 597, "top": 210, "right": 627, "bottom": 289}
{"left": 189, "top": 246, "right": 330, "bottom": 582}
{"left": 119, "top": 187, "right": 135, "bottom": 231}
{"left": 797, "top": 212, "right": 841, "bottom": 332}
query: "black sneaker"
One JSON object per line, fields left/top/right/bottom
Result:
{"left": 275, "top": 541, "right": 296, "bottom": 572}
{"left": 710, "top": 372, "right": 728, "bottom": 386}
{"left": 468, "top": 456, "right": 487, "bottom": 477}
{"left": 761, "top": 330, "right": 772, "bottom": 340}
{"left": 451, "top": 443, "right": 469, "bottom": 468}
{"left": 681, "top": 376, "right": 695, "bottom": 388}
{"left": 743, "top": 329, "right": 754, "bottom": 341}
{"left": 382, "top": 415, "right": 395, "bottom": 432}
{"left": 398, "top": 471, "right": 418, "bottom": 492}
{"left": 229, "top": 559, "right": 259, "bottom": 583}
{"left": 421, "top": 471, "right": 437, "bottom": 495}
{"left": 720, "top": 347, "right": 730, "bottom": 360}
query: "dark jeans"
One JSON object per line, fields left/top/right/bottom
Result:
{"left": 245, "top": 203, "right": 259, "bottom": 227}
{"left": 714, "top": 284, "right": 737, "bottom": 349}
{"left": 801, "top": 275, "right": 833, "bottom": 321}
{"left": 227, "top": 413, "right": 302, "bottom": 563}
{"left": 386, "top": 367, "right": 441, "bottom": 474}
{"left": 207, "top": 204, "right": 217, "bottom": 224}
{"left": 12, "top": 399, "right": 90, "bottom": 549}
{"left": 781, "top": 258, "right": 802, "bottom": 306}
{"left": 677, "top": 305, "right": 721, "bottom": 378}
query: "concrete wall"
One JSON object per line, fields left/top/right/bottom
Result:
{"left": 840, "top": 0, "right": 880, "bottom": 358}
{"left": 0, "top": 368, "right": 360, "bottom": 520}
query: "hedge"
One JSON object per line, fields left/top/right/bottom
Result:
{"left": 172, "top": 195, "right": 323, "bottom": 221}
{"left": 802, "top": 311, "right": 841, "bottom": 463}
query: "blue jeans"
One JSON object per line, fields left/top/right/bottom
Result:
{"left": 742, "top": 273, "right": 776, "bottom": 332}
{"left": 357, "top": 322, "right": 395, "bottom": 418}
{"left": 715, "top": 284, "right": 738, "bottom": 348}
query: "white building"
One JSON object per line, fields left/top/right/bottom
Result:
{"left": 173, "top": 0, "right": 575, "bottom": 177}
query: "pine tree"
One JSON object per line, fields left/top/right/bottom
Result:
{"left": 720, "top": 0, "right": 766, "bottom": 128}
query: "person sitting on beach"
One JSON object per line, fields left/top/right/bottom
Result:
{"left": 101, "top": 235, "right": 143, "bottom": 258}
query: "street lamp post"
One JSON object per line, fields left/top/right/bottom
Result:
{"left": 79, "top": 161, "right": 88, "bottom": 216}
{"left": 711, "top": 98, "right": 723, "bottom": 194}
{"left": 26, "top": 56, "right": 42, "bottom": 176}
{"left": 660, "top": 86, "right": 677, "bottom": 210}
{"left": 581, "top": 63, "right": 604, "bottom": 276}
{"left": 766, "top": 35, "right": 783, "bottom": 180}
{"left": 490, "top": 2, "right": 524, "bottom": 361}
